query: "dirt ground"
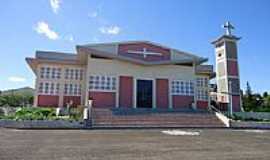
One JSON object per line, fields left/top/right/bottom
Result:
{"left": 0, "top": 128, "right": 269, "bottom": 160}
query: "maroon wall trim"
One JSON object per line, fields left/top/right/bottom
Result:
{"left": 119, "top": 76, "right": 133, "bottom": 108}
{"left": 227, "top": 60, "right": 239, "bottom": 76}
{"left": 156, "top": 79, "right": 169, "bottom": 108}
{"left": 197, "top": 100, "right": 208, "bottom": 110}
{"left": 172, "top": 96, "right": 194, "bottom": 109}
{"left": 38, "top": 95, "right": 59, "bottom": 107}
{"left": 89, "top": 91, "right": 116, "bottom": 108}
{"left": 232, "top": 95, "right": 241, "bottom": 112}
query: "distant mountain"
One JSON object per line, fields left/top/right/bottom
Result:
{"left": 1, "top": 87, "right": 35, "bottom": 96}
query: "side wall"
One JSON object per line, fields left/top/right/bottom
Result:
{"left": 35, "top": 63, "right": 86, "bottom": 107}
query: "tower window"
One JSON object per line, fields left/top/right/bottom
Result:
{"left": 218, "top": 53, "right": 223, "bottom": 58}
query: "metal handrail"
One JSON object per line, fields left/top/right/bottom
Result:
{"left": 209, "top": 105, "right": 223, "bottom": 114}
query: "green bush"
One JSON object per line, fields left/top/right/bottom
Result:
{"left": 15, "top": 107, "right": 55, "bottom": 120}
{"left": 0, "top": 107, "right": 83, "bottom": 121}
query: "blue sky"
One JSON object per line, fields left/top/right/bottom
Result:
{"left": 0, "top": 0, "right": 269, "bottom": 93}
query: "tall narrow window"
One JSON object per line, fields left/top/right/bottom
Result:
{"left": 40, "top": 67, "right": 45, "bottom": 79}
{"left": 45, "top": 67, "right": 50, "bottom": 79}
{"left": 70, "top": 69, "right": 74, "bottom": 80}
{"left": 44, "top": 83, "right": 49, "bottom": 94}
{"left": 38, "top": 82, "right": 43, "bottom": 93}
{"left": 51, "top": 68, "right": 56, "bottom": 79}
{"left": 56, "top": 83, "right": 60, "bottom": 94}
{"left": 50, "top": 83, "right": 55, "bottom": 94}
{"left": 65, "top": 69, "right": 69, "bottom": 79}
{"left": 64, "top": 84, "right": 68, "bottom": 94}
{"left": 56, "top": 68, "right": 61, "bottom": 79}
{"left": 75, "top": 69, "right": 79, "bottom": 80}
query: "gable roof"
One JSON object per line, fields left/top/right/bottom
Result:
{"left": 36, "top": 51, "right": 77, "bottom": 61}
{"left": 77, "top": 40, "right": 208, "bottom": 65}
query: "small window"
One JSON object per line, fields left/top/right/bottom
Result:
{"left": 218, "top": 53, "right": 223, "bottom": 57}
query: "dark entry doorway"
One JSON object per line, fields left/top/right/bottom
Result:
{"left": 136, "top": 80, "right": 153, "bottom": 108}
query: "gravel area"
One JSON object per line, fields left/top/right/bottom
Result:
{"left": 0, "top": 128, "right": 269, "bottom": 160}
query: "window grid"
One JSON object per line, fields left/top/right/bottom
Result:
{"left": 89, "top": 75, "right": 116, "bottom": 92}
{"left": 196, "top": 77, "right": 208, "bottom": 88}
{"left": 171, "top": 80, "right": 194, "bottom": 96}
{"left": 64, "top": 83, "right": 82, "bottom": 96}
{"left": 38, "top": 82, "right": 60, "bottom": 95}
{"left": 197, "top": 89, "right": 209, "bottom": 101}
{"left": 40, "top": 67, "right": 61, "bottom": 79}
{"left": 65, "top": 68, "right": 83, "bottom": 80}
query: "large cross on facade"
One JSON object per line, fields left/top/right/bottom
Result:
{"left": 127, "top": 48, "right": 162, "bottom": 58}
{"left": 222, "top": 21, "right": 235, "bottom": 36}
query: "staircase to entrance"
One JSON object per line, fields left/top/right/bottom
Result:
{"left": 91, "top": 108, "right": 226, "bottom": 128}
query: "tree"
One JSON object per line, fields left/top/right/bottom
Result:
{"left": 263, "top": 92, "right": 269, "bottom": 98}
{"left": 0, "top": 94, "right": 34, "bottom": 107}
{"left": 245, "top": 81, "right": 252, "bottom": 98}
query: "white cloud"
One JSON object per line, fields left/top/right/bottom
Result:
{"left": 8, "top": 76, "right": 26, "bottom": 83}
{"left": 88, "top": 11, "right": 98, "bottom": 18}
{"left": 99, "top": 26, "right": 121, "bottom": 35}
{"left": 34, "top": 21, "right": 59, "bottom": 40}
{"left": 50, "top": 0, "right": 61, "bottom": 14}
{"left": 65, "top": 34, "right": 74, "bottom": 42}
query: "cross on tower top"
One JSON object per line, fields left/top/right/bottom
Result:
{"left": 222, "top": 21, "right": 235, "bottom": 36}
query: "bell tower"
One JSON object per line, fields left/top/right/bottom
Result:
{"left": 212, "top": 21, "right": 241, "bottom": 112}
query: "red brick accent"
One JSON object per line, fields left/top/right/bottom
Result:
{"left": 118, "top": 42, "right": 170, "bottom": 61}
{"left": 217, "top": 103, "right": 228, "bottom": 111}
{"left": 119, "top": 76, "right": 133, "bottom": 108}
{"left": 172, "top": 96, "right": 193, "bottom": 109}
{"left": 197, "top": 100, "right": 208, "bottom": 110}
{"left": 38, "top": 95, "right": 59, "bottom": 107}
{"left": 217, "top": 96, "right": 241, "bottom": 112}
{"left": 232, "top": 95, "right": 241, "bottom": 112}
{"left": 63, "top": 96, "right": 81, "bottom": 107}
{"left": 156, "top": 79, "right": 169, "bottom": 108}
{"left": 227, "top": 60, "right": 239, "bottom": 76}
{"left": 89, "top": 92, "right": 116, "bottom": 108}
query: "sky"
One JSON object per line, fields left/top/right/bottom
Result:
{"left": 0, "top": 0, "right": 270, "bottom": 93}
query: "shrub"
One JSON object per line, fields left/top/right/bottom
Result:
{"left": 15, "top": 107, "right": 55, "bottom": 120}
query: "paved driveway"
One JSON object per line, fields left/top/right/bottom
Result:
{"left": 0, "top": 128, "right": 269, "bottom": 160}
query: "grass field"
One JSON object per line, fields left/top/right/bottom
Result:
{"left": 0, "top": 128, "right": 269, "bottom": 160}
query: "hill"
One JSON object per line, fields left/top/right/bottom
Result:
{"left": 1, "top": 87, "right": 35, "bottom": 96}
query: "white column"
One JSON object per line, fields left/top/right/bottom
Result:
{"left": 33, "top": 77, "right": 39, "bottom": 107}
{"left": 58, "top": 66, "right": 66, "bottom": 107}
{"left": 133, "top": 78, "right": 137, "bottom": 108}
{"left": 58, "top": 81, "right": 64, "bottom": 107}
{"left": 193, "top": 62, "right": 197, "bottom": 110}
{"left": 168, "top": 78, "right": 173, "bottom": 109}
{"left": 153, "top": 79, "right": 156, "bottom": 109}
{"left": 115, "top": 76, "right": 119, "bottom": 108}
{"left": 84, "top": 55, "right": 90, "bottom": 106}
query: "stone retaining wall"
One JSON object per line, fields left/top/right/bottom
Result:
{"left": 230, "top": 121, "right": 270, "bottom": 129}
{"left": 0, "top": 120, "right": 86, "bottom": 129}
{"left": 234, "top": 112, "right": 270, "bottom": 120}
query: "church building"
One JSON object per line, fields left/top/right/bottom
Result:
{"left": 26, "top": 22, "right": 241, "bottom": 112}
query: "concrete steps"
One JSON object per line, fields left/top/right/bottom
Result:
{"left": 91, "top": 108, "right": 226, "bottom": 128}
